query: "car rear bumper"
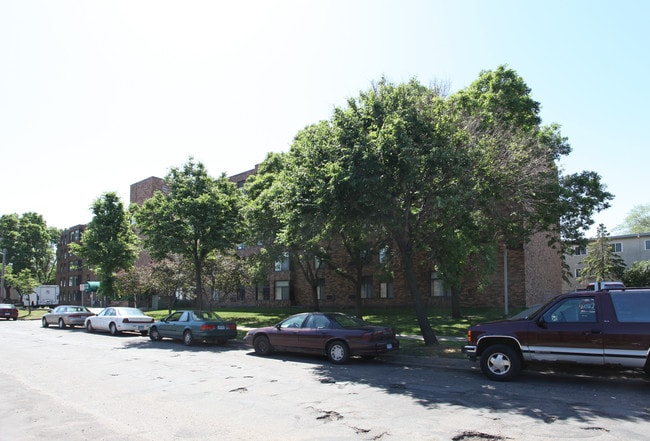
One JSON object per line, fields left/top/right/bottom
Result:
{"left": 118, "top": 323, "right": 153, "bottom": 332}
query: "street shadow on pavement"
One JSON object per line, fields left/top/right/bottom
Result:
{"left": 118, "top": 336, "right": 247, "bottom": 353}
{"left": 253, "top": 349, "right": 650, "bottom": 430}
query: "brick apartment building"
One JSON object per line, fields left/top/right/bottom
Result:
{"left": 57, "top": 170, "right": 562, "bottom": 310}
{"left": 56, "top": 224, "right": 97, "bottom": 306}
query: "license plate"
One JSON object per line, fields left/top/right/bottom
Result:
{"left": 138, "top": 325, "right": 144, "bottom": 329}
{"left": 218, "top": 325, "right": 225, "bottom": 330}
{"left": 387, "top": 343, "right": 393, "bottom": 350}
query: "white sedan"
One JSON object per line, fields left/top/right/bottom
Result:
{"left": 85, "top": 307, "right": 154, "bottom": 336}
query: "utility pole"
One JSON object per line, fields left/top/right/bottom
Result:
{"left": 1, "top": 248, "right": 6, "bottom": 300}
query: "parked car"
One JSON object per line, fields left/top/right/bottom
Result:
{"left": 85, "top": 307, "right": 154, "bottom": 336}
{"left": 149, "top": 310, "right": 237, "bottom": 346}
{"left": 243, "top": 312, "right": 399, "bottom": 364}
{"left": 0, "top": 303, "right": 18, "bottom": 321}
{"left": 462, "top": 289, "right": 650, "bottom": 381}
{"left": 42, "top": 305, "right": 95, "bottom": 329}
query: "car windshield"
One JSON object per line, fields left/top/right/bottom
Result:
{"left": 509, "top": 304, "right": 544, "bottom": 320}
{"left": 330, "top": 314, "right": 368, "bottom": 329}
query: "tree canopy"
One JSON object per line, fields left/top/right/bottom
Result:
{"left": 0, "top": 212, "right": 59, "bottom": 298}
{"left": 69, "top": 192, "right": 140, "bottom": 300}
{"left": 134, "top": 158, "right": 243, "bottom": 309}
{"left": 578, "top": 224, "right": 626, "bottom": 284}
{"left": 244, "top": 66, "right": 612, "bottom": 345}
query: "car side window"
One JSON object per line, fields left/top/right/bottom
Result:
{"left": 304, "top": 315, "right": 331, "bottom": 329}
{"left": 168, "top": 312, "right": 183, "bottom": 322}
{"left": 280, "top": 315, "right": 306, "bottom": 329}
{"left": 543, "top": 297, "right": 597, "bottom": 323}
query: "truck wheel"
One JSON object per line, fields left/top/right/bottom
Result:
{"left": 480, "top": 344, "right": 521, "bottom": 381}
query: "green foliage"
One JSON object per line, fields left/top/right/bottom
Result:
{"left": 70, "top": 192, "right": 139, "bottom": 300}
{"left": 614, "top": 203, "right": 650, "bottom": 234}
{"left": 240, "top": 66, "right": 611, "bottom": 345}
{"left": 5, "top": 268, "right": 39, "bottom": 299}
{"left": 578, "top": 224, "right": 626, "bottom": 283}
{"left": 134, "top": 158, "right": 243, "bottom": 308}
{"left": 0, "top": 212, "right": 59, "bottom": 289}
{"left": 622, "top": 260, "right": 650, "bottom": 287}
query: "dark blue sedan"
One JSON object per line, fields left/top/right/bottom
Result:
{"left": 149, "top": 310, "right": 237, "bottom": 346}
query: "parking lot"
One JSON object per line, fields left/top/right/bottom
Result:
{"left": 1, "top": 319, "right": 650, "bottom": 440}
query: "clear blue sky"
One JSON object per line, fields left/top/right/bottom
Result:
{"left": 1, "top": 1, "right": 648, "bottom": 235}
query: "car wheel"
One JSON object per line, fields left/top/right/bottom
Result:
{"left": 253, "top": 335, "right": 272, "bottom": 355}
{"left": 42, "top": 317, "right": 49, "bottom": 328}
{"left": 183, "top": 330, "right": 194, "bottom": 346}
{"left": 149, "top": 327, "right": 162, "bottom": 341}
{"left": 109, "top": 322, "right": 120, "bottom": 336}
{"left": 86, "top": 321, "right": 94, "bottom": 332}
{"left": 58, "top": 318, "right": 66, "bottom": 329}
{"left": 327, "top": 341, "right": 350, "bottom": 364}
{"left": 480, "top": 344, "right": 521, "bottom": 381}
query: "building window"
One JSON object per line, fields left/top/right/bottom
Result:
{"left": 573, "top": 246, "right": 587, "bottom": 256}
{"left": 575, "top": 268, "right": 582, "bottom": 278}
{"left": 379, "top": 247, "right": 388, "bottom": 264}
{"left": 275, "top": 280, "right": 290, "bottom": 300}
{"left": 274, "top": 252, "right": 290, "bottom": 272}
{"left": 256, "top": 283, "right": 270, "bottom": 301}
{"left": 430, "top": 272, "right": 449, "bottom": 297}
{"left": 361, "top": 276, "right": 373, "bottom": 298}
{"left": 316, "top": 278, "right": 325, "bottom": 300}
{"left": 610, "top": 243, "right": 622, "bottom": 253}
{"left": 645, "top": 240, "right": 650, "bottom": 251}
{"left": 380, "top": 281, "right": 394, "bottom": 298}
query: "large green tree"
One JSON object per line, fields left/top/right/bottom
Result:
{"left": 579, "top": 224, "right": 626, "bottom": 284}
{"left": 134, "top": 158, "right": 242, "bottom": 309}
{"left": 289, "top": 68, "right": 610, "bottom": 345}
{"left": 243, "top": 150, "right": 332, "bottom": 310}
{"left": 0, "top": 212, "right": 59, "bottom": 299}
{"left": 70, "top": 192, "right": 140, "bottom": 301}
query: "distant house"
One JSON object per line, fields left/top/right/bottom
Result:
{"left": 563, "top": 232, "right": 650, "bottom": 292}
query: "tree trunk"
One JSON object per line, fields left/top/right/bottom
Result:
{"left": 194, "top": 252, "right": 203, "bottom": 310}
{"left": 311, "top": 283, "right": 320, "bottom": 311}
{"left": 399, "top": 246, "right": 438, "bottom": 345}
{"left": 451, "top": 286, "right": 462, "bottom": 319}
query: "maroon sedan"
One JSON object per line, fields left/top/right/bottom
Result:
{"left": 243, "top": 312, "right": 399, "bottom": 364}
{"left": 0, "top": 304, "right": 19, "bottom": 321}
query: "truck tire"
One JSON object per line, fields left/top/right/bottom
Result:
{"left": 480, "top": 344, "right": 521, "bottom": 381}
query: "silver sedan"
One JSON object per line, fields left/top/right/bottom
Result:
{"left": 42, "top": 305, "right": 95, "bottom": 329}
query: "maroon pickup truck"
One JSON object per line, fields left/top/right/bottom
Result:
{"left": 462, "top": 289, "right": 650, "bottom": 381}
